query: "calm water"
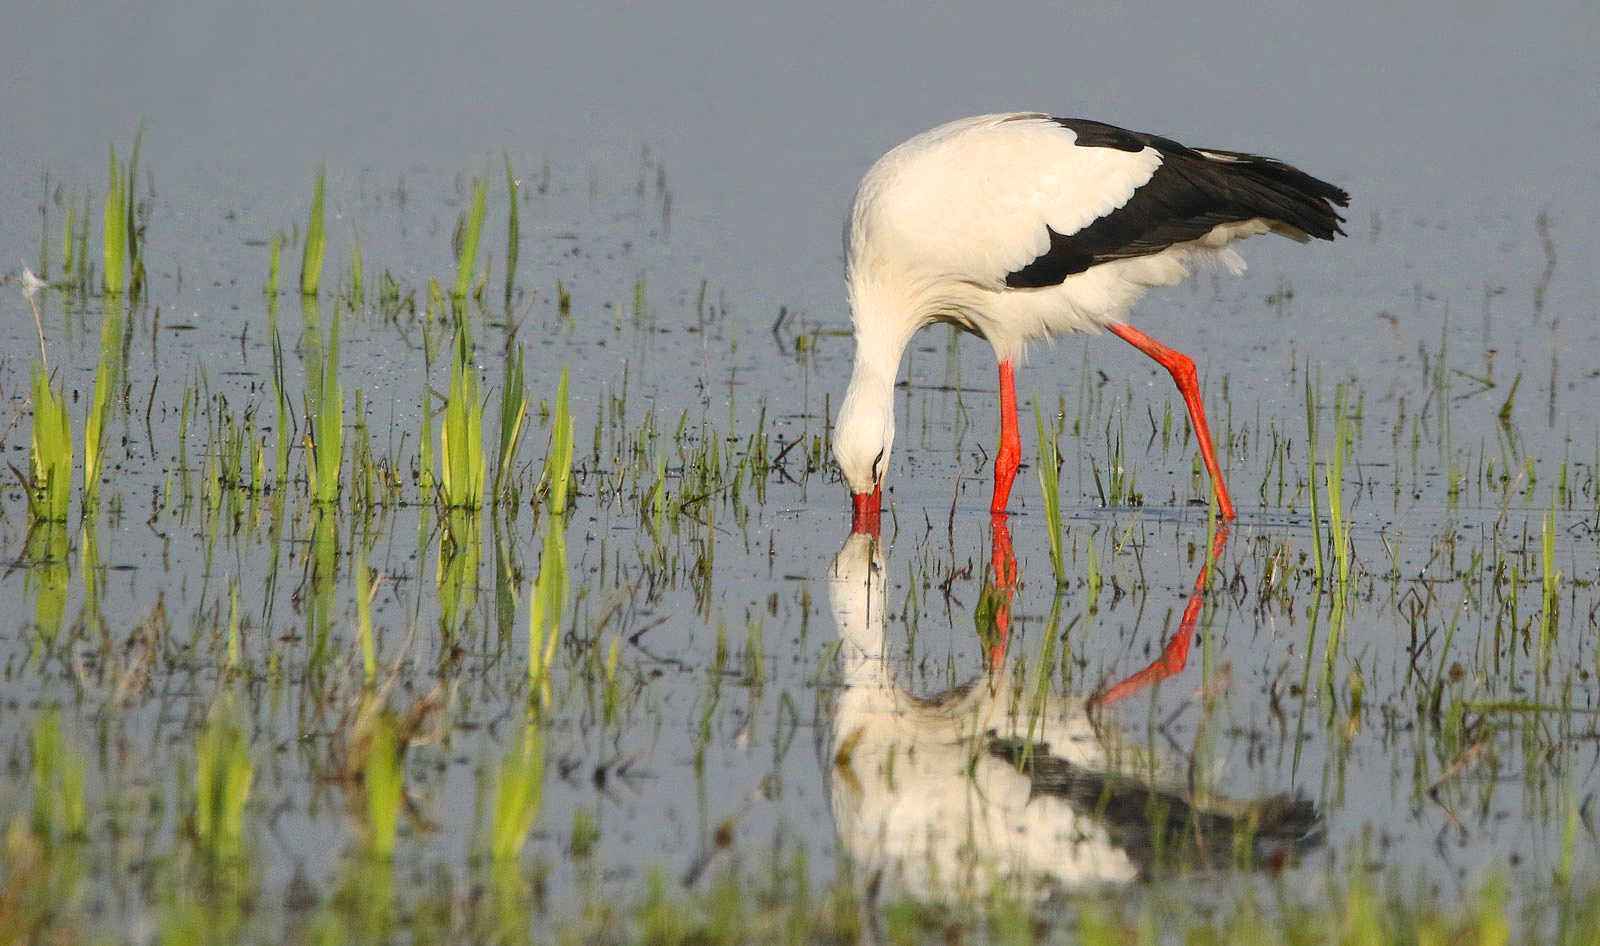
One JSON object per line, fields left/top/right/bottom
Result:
{"left": 1, "top": 0, "right": 1597, "bottom": 937}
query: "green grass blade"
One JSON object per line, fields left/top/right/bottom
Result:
{"left": 60, "top": 202, "right": 75, "bottom": 287}
{"left": 304, "top": 299, "right": 343, "bottom": 504}
{"left": 125, "top": 126, "right": 144, "bottom": 295}
{"left": 494, "top": 344, "right": 528, "bottom": 503}
{"left": 102, "top": 147, "right": 125, "bottom": 295}
{"left": 439, "top": 327, "right": 485, "bottom": 509}
{"left": 29, "top": 365, "right": 73, "bottom": 522}
{"left": 504, "top": 156, "right": 520, "bottom": 312}
{"left": 300, "top": 167, "right": 326, "bottom": 296}
{"left": 82, "top": 295, "right": 124, "bottom": 505}
{"left": 348, "top": 236, "right": 364, "bottom": 307}
{"left": 454, "top": 175, "right": 488, "bottom": 303}
{"left": 1034, "top": 398, "right": 1065, "bottom": 584}
{"left": 265, "top": 231, "right": 283, "bottom": 298}
{"left": 539, "top": 366, "right": 574, "bottom": 513}
{"left": 1305, "top": 367, "right": 1325, "bottom": 583}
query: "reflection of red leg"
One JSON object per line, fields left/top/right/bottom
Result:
{"left": 1099, "top": 525, "right": 1230, "bottom": 704}
{"left": 1107, "top": 324, "right": 1236, "bottom": 521}
{"left": 991, "top": 361, "right": 1020, "bottom": 514}
{"left": 986, "top": 512, "right": 1017, "bottom": 667}
{"left": 851, "top": 484, "right": 882, "bottom": 535}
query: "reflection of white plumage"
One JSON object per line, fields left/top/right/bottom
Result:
{"left": 823, "top": 531, "right": 1317, "bottom": 903}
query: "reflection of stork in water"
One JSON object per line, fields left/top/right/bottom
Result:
{"left": 824, "top": 516, "right": 1317, "bottom": 907}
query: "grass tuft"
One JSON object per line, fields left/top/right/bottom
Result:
{"left": 304, "top": 300, "right": 344, "bottom": 504}
{"left": 24, "top": 366, "right": 73, "bottom": 522}
{"left": 438, "top": 328, "right": 485, "bottom": 509}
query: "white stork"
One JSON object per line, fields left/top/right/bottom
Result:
{"left": 832, "top": 113, "right": 1349, "bottom": 530}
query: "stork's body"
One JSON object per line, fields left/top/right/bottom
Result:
{"left": 834, "top": 113, "right": 1348, "bottom": 528}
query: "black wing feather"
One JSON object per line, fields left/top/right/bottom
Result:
{"left": 1005, "top": 118, "right": 1350, "bottom": 290}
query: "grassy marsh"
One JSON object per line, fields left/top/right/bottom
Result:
{"left": 0, "top": 143, "right": 1596, "bottom": 946}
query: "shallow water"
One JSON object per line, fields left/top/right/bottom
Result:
{"left": 1, "top": 0, "right": 1597, "bottom": 939}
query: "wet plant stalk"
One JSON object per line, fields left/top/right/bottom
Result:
{"left": 439, "top": 327, "right": 484, "bottom": 509}
{"left": 301, "top": 168, "right": 326, "bottom": 296}
{"left": 1034, "top": 399, "right": 1065, "bottom": 584}
{"left": 27, "top": 365, "right": 73, "bottom": 522}
{"left": 454, "top": 174, "right": 488, "bottom": 304}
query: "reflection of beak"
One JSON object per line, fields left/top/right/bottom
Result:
{"left": 850, "top": 484, "right": 883, "bottom": 535}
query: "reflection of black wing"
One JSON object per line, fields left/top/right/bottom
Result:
{"left": 989, "top": 738, "right": 1321, "bottom": 875}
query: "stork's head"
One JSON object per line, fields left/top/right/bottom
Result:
{"left": 833, "top": 375, "right": 893, "bottom": 533}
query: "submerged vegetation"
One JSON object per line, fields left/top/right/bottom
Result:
{"left": 0, "top": 139, "right": 1596, "bottom": 945}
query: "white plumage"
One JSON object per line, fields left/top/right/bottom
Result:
{"left": 835, "top": 113, "right": 1348, "bottom": 528}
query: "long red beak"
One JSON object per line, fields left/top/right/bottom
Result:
{"left": 850, "top": 485, "right": 883, "bottom": 535}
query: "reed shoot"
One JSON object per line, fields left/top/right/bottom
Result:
{"left": 539, "top": 366, "right": 574, "bottom": 513}
{"left": 504, "top": 157, "right": 520, "bottom": 312}
{"left": 82, "top": 296, "right": 124, "bottom": 506}
{"left": 453, "top": 174, "right": 488, "bottom": 304}
{"left": 1034, "top": 399, "right": 1065, "bottom": 584}
{"left": 27, "top": 365, "right": 73, "bottom": 522}
{"left": 305, "top": 302, "right": 344, "bottom": 505}
{"left": 493, "top": 343, "right": 528, "bottom": 505}
{"left": 438, "top": 327, "right": 485, "bottom": 509}
{"left": 102, "top": 147, "right": 127, "bottom": 295}
{"left": 300, "top": 168, "right": 326, "bottom": 296}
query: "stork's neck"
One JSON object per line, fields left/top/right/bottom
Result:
{"left": 841, "top": 342, "right": 900, "bottom": 412}
{"left": 834, "top": 320, "right": 906, "bottom": 497}
{"left": 833, "top": 273, "right": 926, "bottom": 497}
{"left": 844, "top": 279, "right": 921, "bottom": 404}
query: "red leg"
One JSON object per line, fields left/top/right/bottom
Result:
{"left": 992, "top": 360, "right": 1021, "bottom": 514}
{"left": 1107, "top": 324, "right": 1236, "bottom": 520}
{"left": 1098, "top": 525, "right": 1230, "bottom": 704}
